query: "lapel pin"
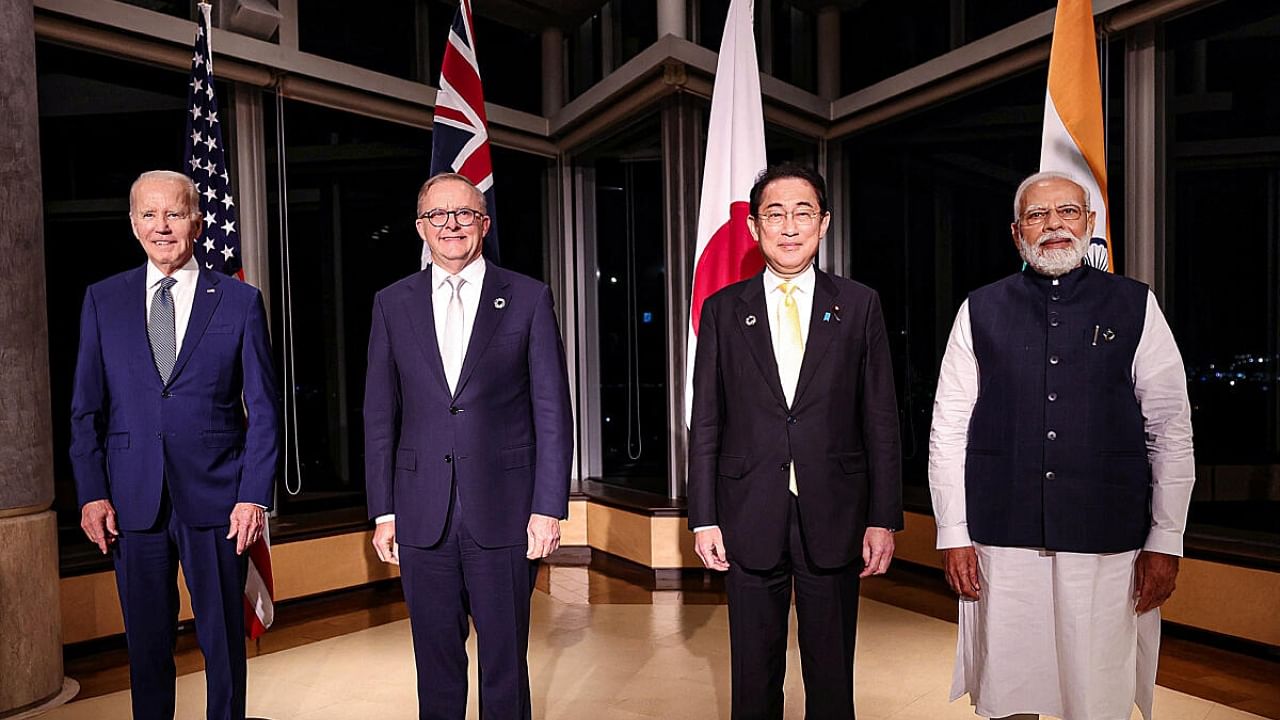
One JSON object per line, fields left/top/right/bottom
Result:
{"left": 823, "top": 312, "right": 832, "bottom": 323}
{"left": 494, "top": 298, "right": 506, "bottom": 309}
{"left": 1103, "top": 328, "right": 1116, "bottom": 342}
{"left": 832, "top": 305, "right": 842, "bottom": 323}
{"left": 207, "top": 288, "right": 216, "bottom": 293}
{"left": 745, "top": 315, "right": 757, "bottom": 327}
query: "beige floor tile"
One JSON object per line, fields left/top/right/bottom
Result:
{"left": 43, "top": 595, "right": 1270, "bottom": 720}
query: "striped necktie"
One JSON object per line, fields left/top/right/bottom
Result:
{"left": 149, "top": 276, "right": 179, "bottom": 384}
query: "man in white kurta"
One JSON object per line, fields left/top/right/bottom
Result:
{"left": 928, "top": 172, "right": 1195, "bottom": 720}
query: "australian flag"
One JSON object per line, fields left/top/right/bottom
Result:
{"left": 428, "top": 0, "right": 499, "bottom": 265}
{"left": 183, "top": 2, "right": 241, "bottom": 278}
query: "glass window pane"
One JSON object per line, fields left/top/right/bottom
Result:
{"left": 583, "top": 117, "right": 668, "bottom": 494}
{"left": 266, "top": 99, "right": 429, "bottom": 514}
{"left": 1164, "top": 2, "right": 1280, "bottom": 542}
{"left": 298, "top": 0, "right": 420, "bottom": 80}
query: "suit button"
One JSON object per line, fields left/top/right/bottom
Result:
{"left": 786, "top": 415, "right": 797, "bottom": 425}
{"left": 444, "top": 454, "right": 453, "bottom": 463}
{"left": 1049, "top": 355, "right": 1060, "bottom": 365}
{"left": 161, "top": 391, "right": 172, "bottom": 398}
{"left": 1051, "top": 292, "right": 1061, "bottom": 302}
{"left": 1047, "top": 430, "right": 1057, "bottom": 440}
{"left": 449, "top": 406, "right": 461, "bottom": 415}
{"left": 1049, "top": 312, "right": 1060, "bottom": 328}
{"left": 1047, "top": 392, "right": 1058, "bottom": 402}
{"left": 779, "top": 462, "right": 790, "bottom": 472}
{"left": 1045, "top": 471, "right": 1056, "bottom": 481}
{"left": 155, "top": 432, "right": 162, "bottom": 439}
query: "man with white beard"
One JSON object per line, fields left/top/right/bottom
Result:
{"left": 927, "top": 172, "right": 1196, "bottom": 720}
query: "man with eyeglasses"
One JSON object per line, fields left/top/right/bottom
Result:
{"left": 70, "top": 170, "right": 280, "bottom": 720}
{"left": 363, "top": 172, "right": 572, "bottom": 719}
{"left": 928, "top": 171, "right": 1195, "bottom": 720}
{"left": 688, "top": 163, "right": 902, "bottom": 719}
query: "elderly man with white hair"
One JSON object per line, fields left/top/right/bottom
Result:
{"left": 927, "top": 171, "right": 1196, "bottom": 720}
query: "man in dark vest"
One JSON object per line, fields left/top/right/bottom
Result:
{"left": 928, "top": 172, "right": 1195, "bottom": 720}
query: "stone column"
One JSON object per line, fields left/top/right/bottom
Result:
{"left": 816, "top": 4, "right": 842, "bottom": 100}
{"left": 541, "top": 26, "right": 564, "bottom": 118}
{"left": 0, "top": 0, "right": 65, "bottom": 715}
{"left": 657, "top": 0, "right": 686, "bottom": 40}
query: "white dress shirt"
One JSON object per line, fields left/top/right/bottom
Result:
{"left": 927, "top": 288, "right": 1196, "bottom": 555}
{"left": 763, "top": 265, "right": 815, "bottom": 404}
{"left": 431, "top": 256, "right": 487, "bottom": 375}
{"left": 376, "top": 257, "right": 487, "bottom": 526}
{"left": 145, "top": 255, "right": 199, "bottom": 355}
{"left": 694, "top": 265, "right": 816, "bottom": 534}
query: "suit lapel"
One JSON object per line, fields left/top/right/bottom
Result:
{"left": 735, "top": 276, "right": 788, "bottom": 409}
{"left": 452, "top": 266, "right": 511, "bottom": 399}
{"left": 125, "top": 265, "right": 163, "bottom": 388}
{"left": 168, "top": 269, "right": 222, "bottom": 385}
{"left": 792, "top": 269, "right": 840, "bottom": 407}
{"left": 407, "top": 271, "right": 452, "bottom": 397}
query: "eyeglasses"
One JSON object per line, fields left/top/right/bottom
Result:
{"left": 134, "top": 211, "right": 194, "bottom": 224}
{"left": 1020, "top": 204, "right": 1086, "bottom": 226}
{"left": 755, "top": 209, "right": 824, "bottom": 227}
{"left": 418, "top": 208, "right": 484, "bottom": 228}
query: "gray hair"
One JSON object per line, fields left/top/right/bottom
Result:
{"left": 129, "top": 170, "right": 199, "bottom": 214}
{"left": 1013, "top": 171, "right": 1091, "bottom": 221}
{"left": 416, "top": 172, "right": 487, "bottom": 215}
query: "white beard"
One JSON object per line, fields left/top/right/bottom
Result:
{"left": 1019, "top": 229, "right": 1088, "bottom": 277}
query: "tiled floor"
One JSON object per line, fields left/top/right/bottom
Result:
{"left": 47, "top": 583, "right": 1271, "bottom": 720}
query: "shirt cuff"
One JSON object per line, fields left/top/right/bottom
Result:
{"left": 1143, "top": 528, "right": 1184, "bottom": 557}
{"left": 935, "top": 524, "right": 972, "bottom": 549}
{"left": 693, "top": 525, "right": 719, "bottom": 533}
{"left": 375, "top": 514, "right": 395, "bottom": 525}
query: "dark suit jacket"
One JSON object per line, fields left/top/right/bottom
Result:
{"left": 70, "top": 264, "right": 281, "bottom": 530}
{"left": 363, "top": 264, "right": 573, "bottom": 549}
{"left": 687, "top": 269, "right": 902, "bottom": 570}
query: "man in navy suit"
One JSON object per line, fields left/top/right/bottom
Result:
{"left": 71, "top": 170, "right": 280, "bottom": 720}
{"left": 688, "top": 164, "right": 902, "bottom": 719}
{"left": 364, "top": 172, "right": 573, "bottom": 719}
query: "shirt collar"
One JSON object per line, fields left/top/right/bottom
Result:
{"left": 146, "top": 255, "right": 199, "bottom": 289}
{"left": 763, "top": 264, "right": 816, "bottom": 296}
{"left": 431, "top": 256, "right": 487, "bottom": 292}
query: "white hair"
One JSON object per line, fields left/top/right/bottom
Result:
{"left": 129, "top": 170, "right": 199, "bottom": 213}
{"left": 1013, "top": 171, "right": 1091, "bottom": 221}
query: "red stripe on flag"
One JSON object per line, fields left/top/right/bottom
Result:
{"left": 457, "top": 150, "right": 494, "bottom": 185}
{"left": 244, "top": 534, "right": 274, "bottom": 640}
{"left": 440, "top": 55, "right": 487, "bottom": 124}
{"left": 691, "top": 201, "right": 763, "bottom": 334}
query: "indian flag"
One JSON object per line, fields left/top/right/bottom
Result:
{"left": 1040, "top": 0, "right": 1113, "bottom": 272}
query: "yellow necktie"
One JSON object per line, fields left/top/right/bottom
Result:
{"left": 778, "top": 281, "right": 803, "bottom": 495}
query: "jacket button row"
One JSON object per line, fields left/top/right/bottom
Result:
{"left": 444, "top": 454, "right": 453, "bottom": 463}
{"left": 161, "top": 391, "right": 172, "bottom": 398}
{"left": 779, "top": 462, "right": 790, "bottom": 472}
{"left": 449, "top": 406, "right": 461, "bottom": 415}
{"left": 1047, "top": 392, "right": 1058, "bottom": 402}
{"left": 786, "top": 415, "right": 797, "bottom": 425}
{"left": 1045, "top": 471, "right": 1056, "bottom": 481}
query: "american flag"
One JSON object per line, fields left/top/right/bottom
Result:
{"left": 427, "top": 0, "right": 500, "bottom": 265}
{"left": 184, "top": 2, "right": 241, "bottom": 278}
{"left": 183, "top": 2, "right": 275, "bottom": 640}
